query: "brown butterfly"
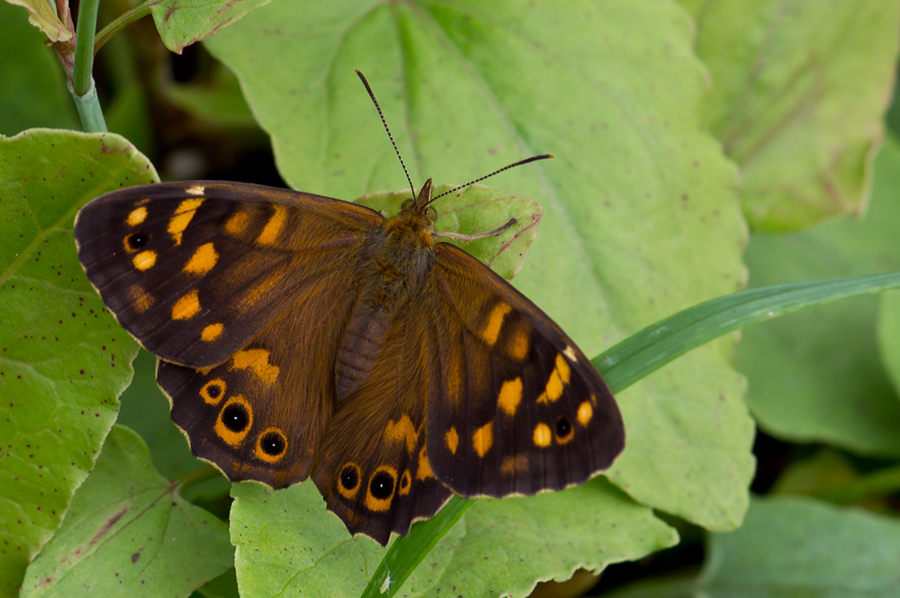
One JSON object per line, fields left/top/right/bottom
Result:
{"left": 73, "top": 72, "right": 624, "bottom": 545}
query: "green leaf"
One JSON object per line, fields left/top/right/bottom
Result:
{"left": 0, "top": 2, "right": 78, "bottom": 135}
{"left": 203, "top": 0, "right": 751, "bottom": 541}
{"left": 876, "top": 290, "right": 900, "bottom": 396}
{"left": 0, "top": 129, "right": 155, "bottom": 597}
{"left": 699, "top": 496, "right": 900, "bottom": 598}
{"left": 149, "top": 0, "right": 272, "bottom": 54}
{"left": 231, "top": 478, "right": 676, "bottom": 598}
{"left": 686, "top": 0, "right": 900, "bottom": 230}
{"left": 3, "top": 0, "right": 72, "bottom": 42}
{"left": 356, "top": 183, "right": 543, "bottom": 279}
{"left": 19, "top": 426, "right": 233, "bottom": 598}
{"left": 737, "top": 137, "right": 900, "bottom": 455}
{"left": 229, "top": 482, "right": 385, "bottom": 598}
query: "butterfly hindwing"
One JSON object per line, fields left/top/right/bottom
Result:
{"left": 74, "top": 181, "right": 383, "bottom": 367}
{"left": 156, "top": 256, "right": 364, "bottom": 488}
{"left": 310, "top": 297, "right": 453, "bottom": 544}
{"left": 424, "top": 243, "right": 625, "bottom": 497}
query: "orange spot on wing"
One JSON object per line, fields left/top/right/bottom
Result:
{"left": 225, "top": 211, "right": 250, "bottom": 235}
{"left": 501, "top": 454, "right": 528, "bottom": 475}
{"left": 132, "top": 250, "right": 156, "bottom": 271}
{"left": 537, "top": 353, "right": 571, "bottom": 404}
{"left": 127, "top": 206, "right": 147, "bottom": 227}
{"left": 171, "top": 289, "right": 200, "bottom": 320}
{"left": 168, "top": 198, "right": 204, "bottom": 245}
{"left": 385, "top": 415, "right": 418, "bottom": 454}
{"left": 257, "top": 205, "right": 287, "bottom": 245}
{"left": 127, "top": 284, "right": 154, "bottom": 313}
{"left": 184, "top": 242, "right": 218, "bottom": 275}
{"left": 416, "top": 446, "right": 434, "bottom": 480}
{"left": 230, "top": 349, "right": 280, "bottom": 386}
{"left": 201, "top": 323, "right": 224, "bottom": 342}
{"left": 509, "top": 328, "right": 530, "bottom": 361}
{"left": 577, "top": 401, "right": 593, "bottom": 426}
{"left": 498, "top": 378, "right": 523, "bottom": 417}
{"left": 480, "top": 302, "right": 511, "bottom": 346}
{"left": 445, "top": 427, "right": 459, "bottom": 454}
{"left": 472, "top": 421, "right": 494, "bottom": 457}
{"left": 533, "top": 423, "right": 552, "bottom": 447}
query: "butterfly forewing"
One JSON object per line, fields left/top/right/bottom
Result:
{"left": 74, "top": 181, "right": 383, "bottom": 367}
{"left": 424, "top": 244, "right": 625, "bottom": 497}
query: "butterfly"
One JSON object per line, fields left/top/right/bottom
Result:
{"left": 73, "top": 72, "right": 625, "bottom": 545}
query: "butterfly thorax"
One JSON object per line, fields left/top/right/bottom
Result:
{"left": 334, "top": 180, "right": 438, "bottom": 401}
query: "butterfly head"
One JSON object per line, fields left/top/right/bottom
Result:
{"left": 397, "top": 178, "right": 438, "bottom": 230}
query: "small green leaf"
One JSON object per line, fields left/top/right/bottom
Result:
{"left": 3, "top": 0, "right": 72, "bottom": 42}
{"left": 20, "top": 426, "right": 233, "bottom": 598}
{"left": 229, "top": 481, "right": 385, "bottom": 598}
{"left": 149, "top": 0, "right": 272, "bottom": 54}
{"left": 700, "top": 496, "right": 900, "bottom": 598}
{"left": 687, "top": 0, "right": 900, "bottom": 230}
{"left": 0, "top": 129, "right": 156, "bottom": 596}
{"left": 356, "top": 183, "right": 543, "bottom": 279}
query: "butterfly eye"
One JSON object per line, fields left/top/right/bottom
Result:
{"left": 425, "top": 206, "right": 437, "bottom": 222}
{"left": 401, "top": 199, "right": 414, "bottom": 210}
{"left": 123, "top": 231, "right": 151, "bottom": 252}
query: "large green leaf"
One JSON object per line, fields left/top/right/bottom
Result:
{"left": 699, "top": 496, "right": 900, "bottom": 598}
{"left": 19, "top": 426, "right": 233, "bottom": 598}
{"left": 737, "top": 137, "right": 900, "bottom": 455}
{"left": 0, "top": 129, "right": 155, "bottom": 597}
{"left": 683, "top": 0, "right": 899, "bottom": 231}
{"left": 204, "top": 2, "right": 751, "bottom": 560}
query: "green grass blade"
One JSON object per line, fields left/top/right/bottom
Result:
{"left": 361, "top": 271, "right": 900, "bottom": 598}
{"left": 597, "top": 272, "right": 900, "bottom": 391}
{"left": 361, "top": 496, "right": 473, "bottom": 598}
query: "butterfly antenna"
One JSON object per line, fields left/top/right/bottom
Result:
{"left": 356, "top": 70, "right": 416, "bottom": 199}
{"left": 429, "top": 154, "right": 554, "bottom": 203}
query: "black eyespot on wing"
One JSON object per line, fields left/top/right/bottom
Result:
{"left": 222, "top": 403, "right": 249, "bottom": 433}
{"left": 340, "top": 465, "right": 360, "bottom": 491}
{"left": 260, "top": 431, "right": 286, "bottom": 457}
{"left": 369, "top": 471, "right": 395, "bottom": 500}
{"left": 124, "top": 231, "right": 150, "bottom": 252}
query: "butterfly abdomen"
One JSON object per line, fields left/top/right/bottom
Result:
{"left": 334, "top": 212, "right": 435, "bottom": 401}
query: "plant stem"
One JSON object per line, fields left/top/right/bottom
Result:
{"left": 72, "top": 0, "right": 107, "bottom": 132}
{"left": 95, "top": 0, "right": 156, "bottom": 55}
